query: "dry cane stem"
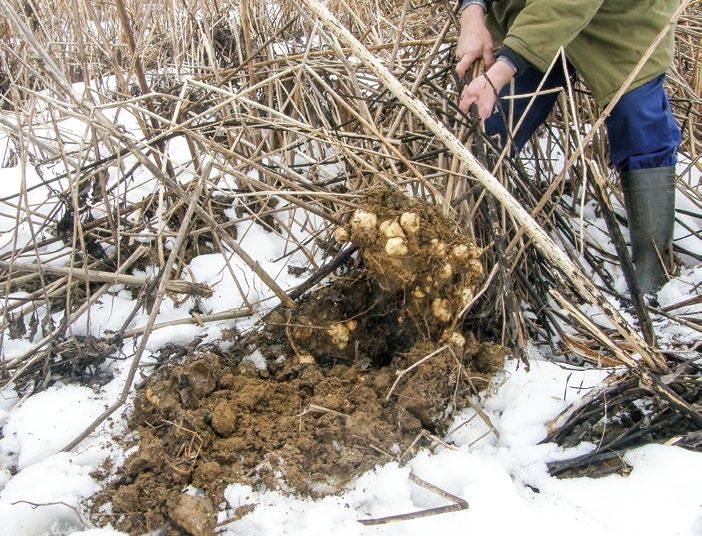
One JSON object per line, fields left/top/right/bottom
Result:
{"left": 0, "top": 261, "right": 213, "bottom": 297}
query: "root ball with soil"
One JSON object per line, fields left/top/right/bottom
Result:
{"left": 93, "top": 191, "right": 506, "bottom": 536}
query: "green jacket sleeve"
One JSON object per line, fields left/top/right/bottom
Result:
{"left": 502, "top": 0, "right": 604, "bottom": 72}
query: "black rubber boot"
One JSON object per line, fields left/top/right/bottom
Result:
{"left": 620, "top": 167, "right": 676, "bottom": 295}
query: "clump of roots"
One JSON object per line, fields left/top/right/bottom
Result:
{"left": 288, "top": 189, "right": 484, "bottom": 364}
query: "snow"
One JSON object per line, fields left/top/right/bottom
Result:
{"left": 4, "top": 354, "right": 698, "bottom": 536}
{"left": 657, "top": 266, "right": 702, "bottom": 348}
{"left": 69, "top": 293, "right": 140, "bottom": 339}
{"left": 0, "top": 384, "right": 108, "bottom": 469}
{"left": 659, "top": 266, "right": 702, "bottom": 316}
{"left": 0, "top": 453, "right": 100, "bottom": 535}
{"left": 243, "top": 349, "right": 268, "bottom": 371}
{"left": 675, "top": 155, "right": 702, "bottom": 265}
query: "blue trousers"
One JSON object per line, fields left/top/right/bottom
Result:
{"left": 484, "top": 63, "right": 681, "bottom": 172}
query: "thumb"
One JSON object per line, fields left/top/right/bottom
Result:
{"left": 478, "top": 94, "right": 495, "bottom": 119}
{"left": 483, "top": 45, "right": 495, "bottom": 68}
{"left": 459, "top": 90, "right": 475, "bottom": 114}
{"left": 455, "top": 55, "right": 473, "bottom": 78}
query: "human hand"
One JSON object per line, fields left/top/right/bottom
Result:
{"left": 458, "top": 61, "right": 515, "bottom": 118}
{"left": 455, "top": 5, "right": 495, "bottom": 79}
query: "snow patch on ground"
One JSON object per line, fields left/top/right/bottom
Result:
{"left": 0, "top": 452, "right": 99, "bottom": 535}
{"left": 657, "top": 266, "right": 702, "bottom": 348}
{"left": 0, "top": 384, "right": 106, "bottom": 469}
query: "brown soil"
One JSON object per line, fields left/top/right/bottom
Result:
{"left": 93, "top": 190, "right": 506, "bottom": 535}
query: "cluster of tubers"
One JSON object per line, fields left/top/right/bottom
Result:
{"left": 345, "top": 208, "right": 417, "bottom": 258}
{"left": 332, "top": 194, "right": 484, "bottom": 340}
{"left": 286, "top": 192, "right": 485, "bottom": 360}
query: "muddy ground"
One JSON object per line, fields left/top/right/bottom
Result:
{"left": 93, "top": 191, "right": 506, "bottom": 535}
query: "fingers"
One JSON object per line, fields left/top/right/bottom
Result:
{"left": 460, "top": 94, "right": 491, "bottom": 118}
{"left": 483, "top": 45, "right": 495, "bottom": 68}
{"left": 483, "top": 31, "right": 495, "bottom": 67}
{"left": 458, "top": 78, "right": 496, "bottom": 118}
{"left": 458, "top": 86, "right": 475, "bottom": 114}
{"left": 455, "top": 54, "right": 475, "bottom": 79}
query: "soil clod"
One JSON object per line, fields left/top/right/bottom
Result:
{"left": 168, "top": 495, "right": 216, "bottom": 536}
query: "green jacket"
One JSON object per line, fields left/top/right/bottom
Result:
{"left": 485, "top": 0, "right": 679, "bottom": 106}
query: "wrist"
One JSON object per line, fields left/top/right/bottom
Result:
{"left": 485, "top": 61, "right": 515, "bottom": 92}
{"left": 460, "top": 4, "right": 486, "bottom": 24}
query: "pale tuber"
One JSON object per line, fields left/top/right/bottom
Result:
{"left": 334, "top": 227, "right": 350, "bottom": 244}
{"left": 379, "top": 219, "right": 405, "bottom": 239}
{"left": 431, "top": 298, "right": 452, "bottom": 322}
{"left": 399, "top": 212, "right": 420, "bottom": 234}
{"left": 450, "top": 244, "right": 470, "bottom": 262}
{"left": 412, "top": 287, "right": 426, "bottom": 300}
{"left": 429, "top": 239, "right": 447, "bottom": 256}
{"left": 457, "top": 287, "right": 474, "bottom": 307}
{"left": 385, "top": 237, "right": 408, "bottom": 256}
{"left": 350, "top": 209, "right": 378, "bottom": 234}
{"left": 327, "top": 323, "right": 351, "bottom": 349}
{"left": 446, "top": 331, "right": 466, "bottom": 347}
{"left": 468, "top": 259, "right": 484, "bottom": 277}
{"left": 437, "top": 263, "right": 453, "bottom": 280}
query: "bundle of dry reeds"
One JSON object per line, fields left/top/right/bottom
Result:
{"left": 0, "top": 0, "right": 699, "bottom": 466}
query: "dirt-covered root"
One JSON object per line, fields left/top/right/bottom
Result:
{"left": 334, "top": 190, "right": 483, "bottom": 339}
{"left": 94, "top": 334, "right": 506, "bottom": 535}
{"left": 283, "top": 190, "right": 486, "bottom": 367}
